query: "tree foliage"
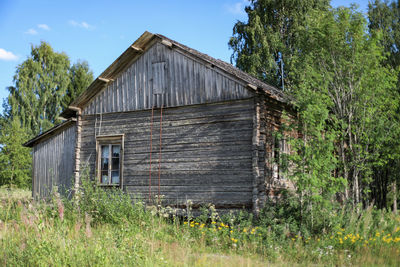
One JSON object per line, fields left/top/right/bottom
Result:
{"left": 368, "top": 0, "right": 400, "bottom": 69}
{"left": 62, "top": 60, "right": 94, "bottom": 110}
{"left": 0, "top": 41, "right": 93, "bottom": 188}
{"left": 290, "top": 6, "right": 399, "bottom": 207}
{"left": 231, "top": 1, "right": 400, "bottom": 218}
{"left": 4, "top": 41, "right": 93, "bottom": 136}
{"left": 229, "top": 0, "right": 330, "bottom": 88}
{"left": 368, "top": 0, "right": 400, "bottom": 210}
{"left": 0, "top": 118, "right": 32, "bottom": 188}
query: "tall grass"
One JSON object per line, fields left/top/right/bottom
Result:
{"left": 0, "top": 180, "right": 399, "bottom": 266}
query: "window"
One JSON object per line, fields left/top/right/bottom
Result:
{"left": 96, "top": 135, "right": 124, "bottom": 186}
{"left": 273, "top": 135, "right": 290, "bottom": 180}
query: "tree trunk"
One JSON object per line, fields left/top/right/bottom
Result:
{"left": 353, "top": 170, "right": 360, "bottom": 213}
{"left": 339, "top": 139, "right": 349, "bottom": 201}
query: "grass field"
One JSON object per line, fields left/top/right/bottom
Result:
{"left": 0, "top": 186, "right": 399, "bottom": 266}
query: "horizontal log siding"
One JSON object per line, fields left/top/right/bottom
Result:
{"left": 258, "top": 94, "right": 296, "bottom": 205}
{"left": 32, "top": 124, "right": 76, "bottom": 199}
{"left": 80, "top": 99, "right": 254, "bottom": 208}
{"left": 82, "top": 42, "right": 253, "bottom": 115}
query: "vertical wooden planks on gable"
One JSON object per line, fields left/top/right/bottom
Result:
{"left": 133, "top": 63, "right": 138, "bottom": 110}
{"left": 124, "top": 66, "right": 129, "bottom": 111}
{"left": 81, "top": 42, "right": 256, "bottom": 116}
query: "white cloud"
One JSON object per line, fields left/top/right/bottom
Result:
{"left": 38, "top": 24, "right": 50, "bottom": 30}
{"left": 69, "top": 20, "right": 94, "bottom": 30}
{"left": 0, "top": 48, "right": 18, "bottom": 61}
{"left": 25, "top": 28, "right": 38, "bottom": 35}
{"left": 225, "top": 0, "right": 249, "bottom": 15}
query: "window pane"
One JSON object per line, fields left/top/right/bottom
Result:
{"left": 101, "top": 158, "right": 109, "bottom": 171}
{"left": 101, "top": 171, "right": 109, "bottom": 184}
{"left": 111, "top": 171, "right": 120, "bottom": 184}
{"left": 112, "top": 145, "right": 120, "bottom": 157}
{"left": 112, "top": 157, "right": 119, "bottom": 170}
{"left": 101, "top": 145, "right": 109, "bottom": 158}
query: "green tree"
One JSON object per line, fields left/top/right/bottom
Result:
{"left": 0, "top": 118, "right": 32, "bottom": 188}
{"left": 229, "top": 0, "right": 330, "bottom": 88}
{"left": 368, "top": 0, "right": 400, "bottom": 70}
{"left": 368, "top": 0, "right": 400, "bottom": 212}
{"left": 290, "top": 6, "right": 399, "bottom": 208}
{"left": 5, "top": 41, "right": 93, "bottom": 136}
{"left": 0, "top": 41, "right": 93, "bottom": 188}
{"left": 7, "top": 41, "right": 70, "bottom": 135}
{"left": 62, "top": 60, "right": 93, "bottom": 109}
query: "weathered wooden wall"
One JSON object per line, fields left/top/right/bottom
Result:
{"left": 80, "top": 99, "right": 254, "bottom": 208}
{"left": 82, "top": 42, "right": 253, "bottom": 115}
{"left": 32, "top": 124, "right": 76, "bottom": 199}
{"left": 255, "top": 94, "right": 296, "bottom": 207}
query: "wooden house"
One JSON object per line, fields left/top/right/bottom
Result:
{"left": 24, "top": 32, "right": 293, "bottom": 213}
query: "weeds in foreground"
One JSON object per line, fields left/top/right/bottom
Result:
{"left": 0, "top": 182, "right": 399, "bottom": 266}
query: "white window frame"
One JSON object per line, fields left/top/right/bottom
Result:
{"left": 96, "top": 134, "right": 124, "bottom": 187}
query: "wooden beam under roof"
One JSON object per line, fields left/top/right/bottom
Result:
{"left": 247, "top": 83, "right": 257, "bottom": 91}
{"left": 130, "top": 45, "right": 143, "bottom": 52}
{"left": 98, "top": 77, "right": 110, "bottom": 83}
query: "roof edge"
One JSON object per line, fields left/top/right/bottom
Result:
{"left": 23, "top": 119, "right": 76, "bottom": 147}
{"left": 61, "top": 31, "right": 289, "bottom": 119}
{"left": 69, "top": 31, "right": 157, "bottom": 110}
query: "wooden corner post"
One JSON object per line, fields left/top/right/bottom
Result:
{"left": 70, "top": 106, "right": 82, "bottom": 199}
{"left": 252, "top": 96, "right": 261, "bottom": 216}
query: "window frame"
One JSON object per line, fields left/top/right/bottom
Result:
{"left": 96, "top": 134, "right": 124, "bottom": 188}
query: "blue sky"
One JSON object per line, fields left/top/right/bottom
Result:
{"left": 0, "top": 0, "right": 369, "bottom": 110}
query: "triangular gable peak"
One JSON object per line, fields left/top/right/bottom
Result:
{"left": 63, "top": 32, "right": 285, "bottom": 117}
